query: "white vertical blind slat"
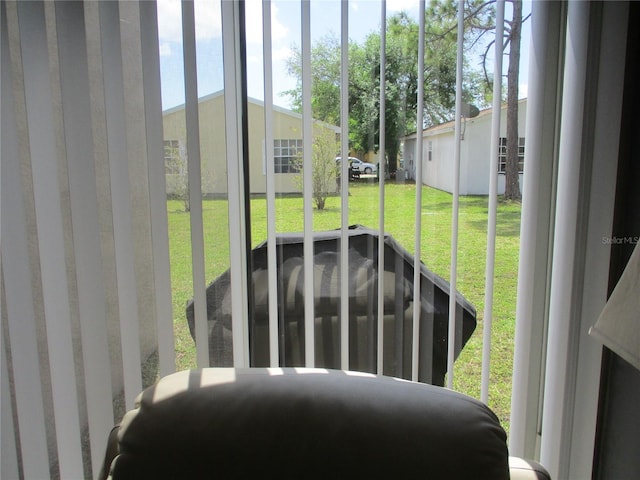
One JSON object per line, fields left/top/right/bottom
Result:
{"left": 182, "top": 0, "right": 209, "bottom": 369}
{"left": 1, "top": 332, "right": 21, "bottom": 480}
{"left": 85, "top": 1, "right": 128, "bottom": 417}
{"left": 509, "top": 0, "right": 562, "bottom": 458}
{"left": 262, "top": 0, "right": 280, "bottom": 367}
{"left": 411, "top": 0, "right": 426, "bottom": 382}
{"left": 1, "top": 8, "right": 50, "bottom": 472}
{"left": 540, "top": 3, "right": 591, "bottom": 477}
{"left": 119, "top": 0, "right": 160, "bottom": 393}
{"left": 0, "top": 203, "right": 50, "bottom": 480}
{"left": 480, "top": 0, "right": 505, "bottom": 405}
{"left": 301, "top": 0, "right": 315, "bottom": 367}
{"left": 16, "top": 1, "right": 84, "bottom": 475}
{"left": 376, "top": 0, "right": 386, "bottom": 375}
{"left": 106, "top": 0, "right": 143, "bottom": 409}
{"left": 339, "top": 0, "right": 350, "bottom": 370}
{"left": 120, "top": 4, "right": 157, "bottom": 316}
{"left": 446, "top": 0, "right": 465, "bottom": 390}
{"left": 140, "top": 0, "right": 175, "bottom": 377}
{"left": 221, "top": 0, "right": 250, "bottom": 368}
{"left": 54, "top": 2, "right": 115, "bottom": 473}
{"left": 4, "top": 0, "right": 175, "bottom": 475}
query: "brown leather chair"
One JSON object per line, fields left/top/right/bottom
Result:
{"left": 101, "top": 368, "right": 550, "bottom": 479}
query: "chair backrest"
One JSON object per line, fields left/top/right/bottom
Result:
{"left": 103, "top": 368, "right": 510, "bottom": 479}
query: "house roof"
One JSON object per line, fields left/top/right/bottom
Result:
{"left": 402, "top": 97, "right": 527, "bottom": 140}
{"left": 163, "top": 90, "right": 340, "bottom": 133}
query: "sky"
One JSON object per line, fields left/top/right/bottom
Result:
{"left": 156, "top": 0, "right": 530, "bottom": 111}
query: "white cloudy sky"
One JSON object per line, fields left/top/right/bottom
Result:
{"left": 156, "top": 0, "right": 529, "bottom": 110}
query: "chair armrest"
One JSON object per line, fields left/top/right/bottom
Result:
{"left": 98, "top": 425, "right": 120, "bottom": 480}
{"left": 509, "top": 456, "right": 552, "bottom": 480}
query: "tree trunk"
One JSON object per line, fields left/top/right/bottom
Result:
{"left": 388, "top": 143, "right": 398, "bottom": 174}
{"left": 504, "top": 0, "right": 522, "bottom": 201}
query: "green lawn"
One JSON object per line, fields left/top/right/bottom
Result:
{"left": 167, "top": 182, "right": 521, "bottom": 431}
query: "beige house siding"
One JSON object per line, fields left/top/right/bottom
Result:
{"left": 162, "top": 91, "right": 339, "bottom": 195}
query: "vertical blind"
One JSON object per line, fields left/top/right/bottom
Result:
{"left": 2, "top": 1, "right": 171, "bottom": 477}
{"left": 1, "top": 0, "right": 506, "bottom": 477}
{"left": 0, "top": 0, "right": 480, "bottom": 477}
{"left": 4, "top": 1, "right": 618, "bottom": 479}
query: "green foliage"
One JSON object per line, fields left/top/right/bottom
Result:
{"left": 291, "top": 128, "right": 340, "bottom": 210}
{"left": 283, "top": 2, "right": 495, "bottom": 172}
{"left": 164, "top": 140, "right": 217, "bottom": 211}
{"left": 283, "top": 34, "right": 342, "bottom": 125}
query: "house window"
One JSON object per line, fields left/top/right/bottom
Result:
{"left": 498, "top": 137, "right": 525, "bottom": 173}
{"left": 274, "top": 139, "right": 303, "bottom": 173}
{"left": 164, "top": 140, "right": 183, "bottom": 174}
{"left": 428, "top": 141, "right": 433, "bottom": 161}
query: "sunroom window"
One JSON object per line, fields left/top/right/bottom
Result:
{"left": 6, "top": 1, "right": 632, "bottom": 479}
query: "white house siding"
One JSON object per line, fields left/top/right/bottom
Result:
{"left": 402, "top": 99, "right": 527, "bottom": 195}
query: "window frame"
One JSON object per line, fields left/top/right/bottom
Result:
{"left": 163, "top": 139, "right": 184, "bottom": 175}
{"left": 497, "top": 136, "right": 525, "bottom": 173}
{"left": 273, "top": 138, "right": 303, "bottom": 174}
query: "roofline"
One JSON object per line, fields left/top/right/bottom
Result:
{"left": 402, "top": 97, "right": 527, "bottom": 140}
{"left": 162, "top": 90, "right": 224, "bottom": 115}
{"left": 162, "top": 90, "right": 340, "bottom": 133}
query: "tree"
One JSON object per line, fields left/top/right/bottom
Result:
{"left": 283, "top": 7, "right": 492, "bottom": 173}
{"left": 292, "top": 128, "right": 340, "bottom": 210}
{"left": 283, "top": 34, "right": 342, "bottom": 125}
{"left": 430, "top": 0, "right": 528, "bottom": 201}
{"left": 349, "top": 13, "right": 424, "bottom": 173}
{"left": 504, "top": 0, "right": 523, "bottom": 201}
{"left": 474, "top": 0, "right": 528, "bottom": 200}
{"left": 164, "top": 140, "right": 216, "bottom": 211}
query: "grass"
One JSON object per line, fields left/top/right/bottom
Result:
{"left": 167, "top": 181, "right": 521, "bottom": 432}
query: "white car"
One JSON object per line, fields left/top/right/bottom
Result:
{"left": 336, "top": 157, "right": 377, "bottom": 174}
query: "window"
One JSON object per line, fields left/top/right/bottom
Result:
{"left": 428, "top": 141, "right": 433, "bottom": 161}
{"left": 274, "top": 139, "right": 303, "bottom": 173}
{"left": 164, "top": 139, "right": 183, "bottom": 175}
{"left": 498, "top": 137, "right": 525, "bottom": 173}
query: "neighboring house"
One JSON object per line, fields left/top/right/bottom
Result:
{"left": 402, "top": 98, "right": 527, "bottom": 195}
{"left": 162, "top": 91, "right": 340, "bottom": 196}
